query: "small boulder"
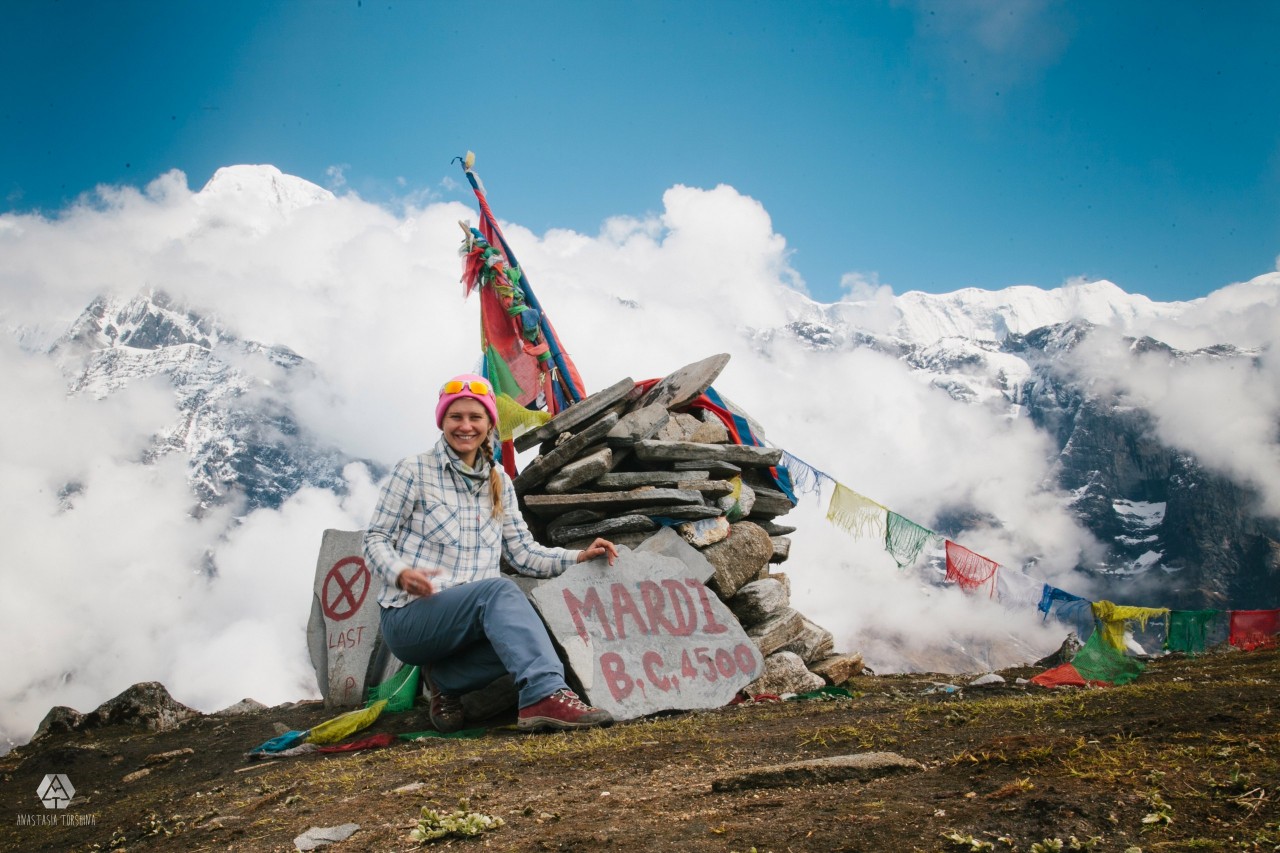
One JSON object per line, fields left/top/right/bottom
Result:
{"left": 747, "top": 486, "right": 795, "bottom": 519}
{"left": 656, "top": 412, "right": 704, "bottom": 443}
{"left": 746, "top": 607, "right": 806, "bottom": 656}
{"left": 728, "top": 578, "right": 789, "bottom": 625}
{"left": 757, "top": 520, "right": 797, "bottom": 536}
{"left": 294, "top": 823, "right": 360, "bottom": 851}
{"left": 744, "top": 651, "right": 825, "bottom": 696}
{"left": 718, "top": 481, "right": 755, "bottom": 522}
{"left": 546, "top": 509, "right": 606, "bottom": 540}
{"left": 969, "top": 673, "right": 1006, "bottom": 687}
{"left": 675, "top": 516, "right": 731, "bottom": 548}
{"left": 688, "top": 417, "right": 730, "bottom": 444}
{"left": 80, "top": 682, "right": 199, "bottom": 734}
{"left": 703, "top": 521, "right": 774, "bottom": 597}
{"left": 562, "top": 530, "right": 656, "bottom": 552}
{"left": 33, "top": 706, "right": 85, "bottom": 741}
{"left": 1035, "top": 632, "right": 1083, "bottom": 667}
{"left": 674, "top": 459, "right": 742, "bottom": 478}
{"left": 214, "top": 698, "right": 267, "bottom": 717}
{"left": 549, "top": 513, "right": 657, "bottom": 546}
{"left": 811, "top": 653, "right": 865, "bottom": 685}
{"left": 779, "top": 618, "right": 835, "bottom": 664}
{"left": 763, "top": 571, "right": 791, "bottom": 597}
{"left": 680, "top": 479, "right": 736, "bottom": 500}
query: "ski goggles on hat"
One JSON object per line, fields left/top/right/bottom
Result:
{"left": 440, "top": 378, "right": 493, "bottom": 397}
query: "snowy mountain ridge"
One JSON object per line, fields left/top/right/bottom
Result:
{"left": 197, "top": 166, "right": 1204, "bottom": 347}
{"left": 197, "top": 164, "right": 335, "bottom": 214}
{"left": 30, "top": 166, "right": 1280, "bottom": 609}
{"left": 52, "top": 290, "right": 357, "bottom": 512}
{"left": 871, "top": 279, "right": 1190, "bottom": 344}
{"left": 54, "top": 283, "right": 1269, "bottom": 609}
{"left": 772, "top": 276, "right": 1206, "bottom": 352}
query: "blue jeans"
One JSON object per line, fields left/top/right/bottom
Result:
{"left": 379, "top": 576, "right": 566, "bottom": 709}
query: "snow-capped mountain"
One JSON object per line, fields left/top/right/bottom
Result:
{"left": 52, "top": 275, "right": 1277, "bottom": 611}
{"left": 193, "top": 164, "right": 336, "bottom": 233}
{"left": 1008, "top": 322, "right": 1274, "bottom": 608}
{"left": 51, "top": 290, "right": 364, "bottom": 513}
{"left": 763, "top": 278, "right": 1280, "bottom": 610}
{"left": 25, "top": 164, "right": 1278, "bottom": 612}
{"left": 768, "top": 277, "right": 1194, "bottom": 348}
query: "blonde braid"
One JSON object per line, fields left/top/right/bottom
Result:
{"left": 481, "top": 432, "right": 504, "bottom": 519}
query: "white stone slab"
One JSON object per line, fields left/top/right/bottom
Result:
{"left": 633, "top": 353, "right": 731, "bottom": 412}
{"left": 529, "top": 547, "right": 762, "bottom": 720}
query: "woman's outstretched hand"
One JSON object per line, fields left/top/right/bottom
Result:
{"left": 576, "top": 538, "right": 619, "bottom": 566}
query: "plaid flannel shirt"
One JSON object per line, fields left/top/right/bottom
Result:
{"left": 363, "top": 438, "right": 579, "bottom": 608}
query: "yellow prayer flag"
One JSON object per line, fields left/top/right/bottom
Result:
{"left": 1091, "top": 601, "right": 1169, "bottom": 652}
{"left": 306, "top": 699, "right": 388, "bottom": 745}
{"left": 826, "top": 483, "right": 888, "bottom": 540}
{"left": 495, "top": 393, "right": 552, "bottom": 443}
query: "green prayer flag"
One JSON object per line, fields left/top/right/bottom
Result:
{"left": 1071, "top": 631, "right": 1146, "bottom": 685}
{"left": 366, "top": 664, "right": 419, "bottom": 713}
{"left": 1164, "top": 610, "right": 1222, "bottom": 655}
{"left": 484, "top": 344, "right": 525, "bottom": 400}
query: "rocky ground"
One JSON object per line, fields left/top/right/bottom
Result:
{"left": 3, "top": 647, "right": 1279, "bottom": 852}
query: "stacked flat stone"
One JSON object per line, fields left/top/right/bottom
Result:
{"left": 511, "top": 354, "right": 863, "bottom": 694}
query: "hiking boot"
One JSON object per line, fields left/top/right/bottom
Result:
{"left": 429, "top": 690, "right": 466, "bottom": 734}
{"left": 517, "top": 689, "right": 613, "bottom": 731}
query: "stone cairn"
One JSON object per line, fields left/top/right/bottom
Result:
{"left": 510, "top": 354, "right": 863, "bottom": 696}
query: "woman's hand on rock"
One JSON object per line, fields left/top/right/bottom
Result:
{"left": 576, "top": 538, "right": 619, "bottom": 566}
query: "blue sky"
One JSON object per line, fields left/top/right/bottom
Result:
{"left": 3, "top": 0, "right": 1278, "bottom": 303}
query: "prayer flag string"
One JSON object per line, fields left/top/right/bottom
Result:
{"left": 777, "top": 451, "right": 1280, "bottom": 657}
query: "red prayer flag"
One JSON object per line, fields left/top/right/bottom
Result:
{"left": 1228, "top": 609, "right": 1280, "bottom": 651}
{"left": 1030, "top": 663, "right": 1087, "bottom": 689}
{"left": 313, "top": 732, "right": 397, "bottom": 753}
{"left": 944, "top": 540, "right": 999, "bottom": 597}
{"left": 1030, "top": 663, "right": 1111, "bottom": 689}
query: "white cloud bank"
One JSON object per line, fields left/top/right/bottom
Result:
{"left": 0, "top": 164, "right": 1276, "bottom": 747}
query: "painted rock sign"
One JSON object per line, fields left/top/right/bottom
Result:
{"left": 307, "top": 529, "right": 394, "bottom": 707}
{"left": 530, "top": 547, "right": 764, "bottom": 720}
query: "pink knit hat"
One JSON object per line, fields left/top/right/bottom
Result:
{"left": 435, "top": 373, "right": 498, "bottom": 429}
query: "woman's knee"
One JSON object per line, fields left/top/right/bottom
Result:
{"left": 475, "top": 576, "right": 523, "bottom": 601}
{"left": 474, "top": 576, "right": 542, "bottom": 622}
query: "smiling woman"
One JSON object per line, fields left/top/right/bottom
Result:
{"left": 361, "top": 372, "right": 620, "bottom": 733}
